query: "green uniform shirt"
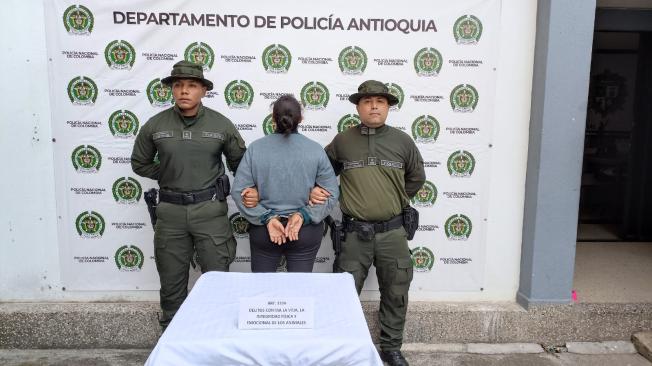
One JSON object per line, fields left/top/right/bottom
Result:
{"left": 131, "top": 104, "right": 246, "bottom": 191}
{"left": 325, "top": 124, "right": 425, "bottom": 222}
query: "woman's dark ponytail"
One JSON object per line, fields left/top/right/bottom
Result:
{"left": 272, "top": 95, "right": 302, "bottom": 136}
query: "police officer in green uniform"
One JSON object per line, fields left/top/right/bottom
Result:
{"left": 131, "top": 61, "right": 247, "bottom": 329}
{"left": 315, "top": 80, "right": 425, "bottom": 366}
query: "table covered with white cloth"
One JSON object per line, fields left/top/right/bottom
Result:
{"left": 145, "top": 272, "right": 383, "bottom": 366}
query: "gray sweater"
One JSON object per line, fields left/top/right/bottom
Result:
{"left": 231, "top": 133, "right": 339, "bottom": 225}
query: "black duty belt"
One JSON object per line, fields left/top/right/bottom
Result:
{"left": 159, "top": 187, "right": 216, "bottom": 205}
{"left": 343, "top": 214, "right": 403, "bottom": 234}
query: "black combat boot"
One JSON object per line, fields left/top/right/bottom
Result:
{"left": 379, "top": 350, "right": 409, "bottom": 366}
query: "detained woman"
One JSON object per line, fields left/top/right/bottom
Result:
{"left": 231, "top": 95, "right": 339, "bottom": 272}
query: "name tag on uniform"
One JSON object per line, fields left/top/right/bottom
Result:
{"left": 202, "top": 131, "right": 224, "bottom": 140}
{"left": 152, "top": 131, "right": 173, "bottom": 140}
{"left": 343, "top": 160, "right": 365, "bottom": 170}
{"left": 381, "top": 160, "right": 404, "bottom": 169}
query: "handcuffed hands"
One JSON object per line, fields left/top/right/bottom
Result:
{"left": 266, "top": 213, "right": 304, "bottom": 245}
{"left": 267, "top": 218, "right": 286, "bottom": 245}
{"left": 284, "top": 213, "right": 304, "bottom": 241}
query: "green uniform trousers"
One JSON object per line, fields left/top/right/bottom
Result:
{"left": 154, "top": 199, "right": 237, "bottom": 327}
{"left": 335, "top": 226, "right": 413, "bottom": 351}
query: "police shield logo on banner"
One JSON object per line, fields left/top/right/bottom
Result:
{"left": 262, "top": 44, "right": 292, "bottom": 73}
{"left": 108, "top": 110, "right": 139, "bottom": 138}
{"left": 230, "top": 213, "right": 250, "bottom": 239}
{"left": 71, "top": 145, "right": 102, "bottom": 173}
{"left": 414, "top": 47, "right": 443, "bottom": 76}
{"left": 454, "top": 15, "right": 483, "bottom": 45}
{"left": 411, "top": 180, "right": 437, "bottom": 208}
{"left": 262, "top": 114, "right": 276, "bottom": 135}
{"left": 445, "top": 214, "right": 472, "bottom": 241}
{"left": 411, "top": 115, "right": 440, "bottom": 143}
{"left": 411, "top": 246, "right": 435, "bottom": 272}
{"left": 112, "top": 177, "right": 142, "bottom": 204}
{"left": 115, "top": 245, "right": 144, "bottom": 271}
{"left": 300, "top": 81, "right": 329, "bottom": 110}
{"left": 185, "top": 42, "right": 215, "bottom": 71}
{"left": 63, "top": 5, "right": 94, "bottom": 35}
{"left": 450, "top": 84, "right": 479, "bottom": 112}
{"left": 68, "top": 76, "right": 98, "bottom": 105}
{"left": 147, "top": 78, "right": 174, "bottom": 108}
{"left": 76, "top": 211, "right": 105, "bottom": 238}
{"left": 447, "top": 150, "right": 475, "bottom": 177}
{"left": 225, "top": 80, "right": 254, "bottom": 109}
{"left": 338, "top": 46, "right": 367, "bottom": 75}
{"left": 105, "top": 40, "right": 136, "bottom": 70}
{"left": 338, "top": 114, "right": 361, "bottom": 133}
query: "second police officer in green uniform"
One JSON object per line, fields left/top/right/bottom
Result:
{"left": 131, "top": 61, "right": 247, "bottom": 330}
{"left": 314, "top": 80, "right": 426, "bottom": 366}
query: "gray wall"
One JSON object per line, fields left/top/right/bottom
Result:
{"left": 518, "top": 0, "right": 596, "bottom": 307}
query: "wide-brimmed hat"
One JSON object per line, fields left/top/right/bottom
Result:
{"left": 161, "top": 60, "right": 213, "bottom": 91}
{"left": 348, "top": 80, "right": 398, "bottom": 106}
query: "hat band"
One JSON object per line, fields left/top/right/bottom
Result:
{"left": 172, "top": 70, "right": 203, "bottom": 78}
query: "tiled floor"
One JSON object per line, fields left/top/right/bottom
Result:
{"left": 573, "top": 242, "right": 652, "bottom": 303}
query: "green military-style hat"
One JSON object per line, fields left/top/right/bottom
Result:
{"left": 161, "top": 60, "right": 213, "bottom": 91}
{"left": 348, "top": 80, "right": 399, "bottom": 106}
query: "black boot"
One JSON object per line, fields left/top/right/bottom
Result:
{"left": 379, "top": 350, "right": 409, "bottom": 366}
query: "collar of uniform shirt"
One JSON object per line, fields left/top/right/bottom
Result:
{"left": 360, "top": 124, "right": 389, "bottom": 135}
{"left": 173, "top": 103, "right": 205, "bottom": 127}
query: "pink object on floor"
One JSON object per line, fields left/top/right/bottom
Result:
{"left": 572, "top": 290, "right": 578, "bottom": 302}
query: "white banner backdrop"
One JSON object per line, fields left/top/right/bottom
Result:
{"left": 44, "top": 0, "right": 498, "bottom": 292}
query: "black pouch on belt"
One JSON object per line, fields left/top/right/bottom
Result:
{"left": 143, "top": 188, "right": 158, "bottom": 228}
{"left": 402, "top": 205, "right": 419, "bottom": 240}
{"left": 356, "top": 222, "right": 375, "bottom": 241}
{"left": 214, "top": 175, "right": 230, "bottom": 201}
{"left": 324, "top": 216, "right": 345, "bottom": 254}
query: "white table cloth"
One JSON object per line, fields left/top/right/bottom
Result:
{"left": 145, "top": 272, "right": 383, "bottom": 366}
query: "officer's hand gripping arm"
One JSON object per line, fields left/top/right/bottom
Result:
{"left": 301, "top": 152, "right": 340, "bottom": 224}
{"left": 231, "top": 151, "right": 271, "bottom": 225}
